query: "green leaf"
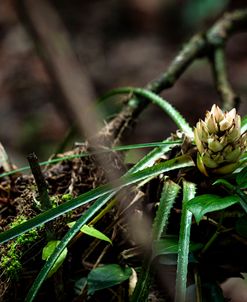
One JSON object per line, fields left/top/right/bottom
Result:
{"left": 41, "top": 240, "right": 68, "bottom": 278}
{"left": 236, "top": 167, "right": 247, "bottom": 189}
{"left": 187, "top": 194, "right": 240, "bottom": 224}
{"left": 80, "top": 225, "right": 112, "bottom": 244}
{"left": 87, "top": 264, "right": 132, "bottom": 295}
{"left": 68, "top": 222, "right": 112, "bottom": 244}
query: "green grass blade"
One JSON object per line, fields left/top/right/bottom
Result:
{"left": 0, "top": 140, "right": 180, "bottom": 179}
{"left": 0, "top": 155, "right": 194, "bottom": 244}
{"left": 113, "top": 141, "right": 181, "bottom": 151}
{"left": 241, "top": 115, "right": 247, "bottom": 134}
{"left": 175, "top": 180, "right": 196, "bottom": 302}
{"left": 152, "top": 180, "right": 181, "bottom": 239}
{"left": 131, "top": 180, "right": 180, "bottom": 302}
{"left": 100, "top": 87, "right": 194, "bottom": 138}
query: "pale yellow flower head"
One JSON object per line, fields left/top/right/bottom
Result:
{"left": 194, "top": 105, "right": 246, "bottom": 176}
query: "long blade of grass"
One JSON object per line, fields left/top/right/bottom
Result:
{"left": 129, "top": 138, "right": 181, "bottom": 173}
{"left": 0, "top": 140, "right": 180, "bottom": 179}
{"left": 100, "top": 87, "right": 194, "bottom": 138}
{"left": 0, "top": 154, "right": 194, "bottom": 245}
{"left": 175, "top": 180, "right": 196, "bottom": 302}
{"left": 130, "top": 180, "right": 180, "bottom": 302}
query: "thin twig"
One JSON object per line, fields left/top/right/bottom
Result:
{"left": 147, "top": 34, "right": 206, "bottom": 93}
{"left": 27, "top": 152, "right": 52, "bottom": 211}
{"left": 210, "top": 47, "right": 240, "bottom": 110}
{"left": 207, "top": 9, "right": 247, "bottom": 46}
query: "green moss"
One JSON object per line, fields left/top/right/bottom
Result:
{"left": 9, "top": 215, "right": 27, "bottom": 228}
{"left": 1, "top": 253, "right": 21, "bottom": 278}
{"left": 61, "top": 193, "right": 73, "bottom": 202}
{"left": 0, "top": 215, "right": 39, "bottom": 279}
{"left": 1, "top": 194, "right": 72, "bottom": 279}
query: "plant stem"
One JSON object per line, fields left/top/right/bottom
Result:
{"left": 200, "top": 229, "right": 220, "bottom": 256}
{"left": 175, "top": 181, "right": 196, "bottom": 302}
{"left": 152, "top": 180, "right": 181, "bottom": 239}
{"left": 194, "top": 267, "right": 202, "bottom": 302}
{"left": 130, "top": 180, "right": 180, "bottom": 302}
{"left": 207, "top": 9, "right": 247, "bottom": 46}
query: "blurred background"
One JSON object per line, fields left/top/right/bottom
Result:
{"left": 0, "top": 0, "right": 247, "bottom": 166}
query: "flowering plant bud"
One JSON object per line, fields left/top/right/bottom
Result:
{"left": 194, "top": 105, "right": 246, "bottom": 176}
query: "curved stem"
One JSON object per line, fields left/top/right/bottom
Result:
{"left": 100, "top": 87, "right": 193, "bottom": 138}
